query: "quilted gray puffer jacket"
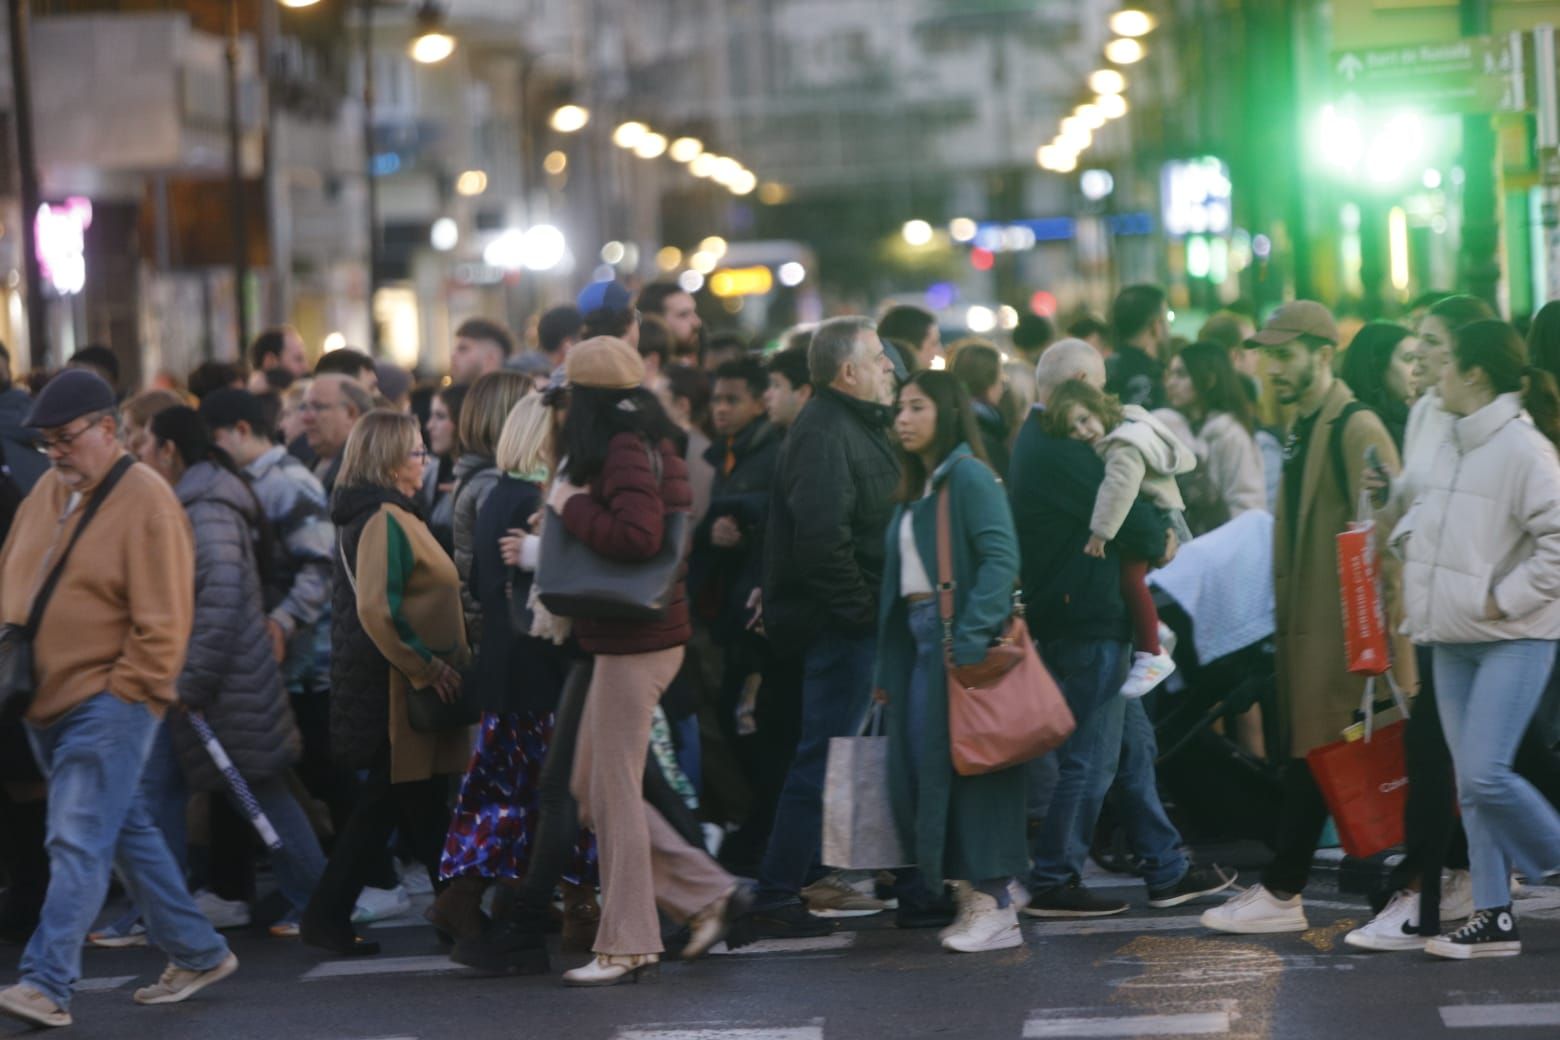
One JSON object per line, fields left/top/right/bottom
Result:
{"left": 168, "top": 461, "right": 301, "bottom": 792}
{"left": 451, "top": 452, "right": 499, "bottom": 646}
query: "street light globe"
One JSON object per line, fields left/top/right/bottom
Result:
{"left": 549, "top": 105, "right": 590, "bottom": 133}
{"left": 689, "top": 250, "right": 718, "bottom": 274}
{"left": 455, "top": 169, "right": 488, "bottom": 196}
{"left": 430, "top": 217, "right": 458, "bottom": 252}
{"left": 902, "top": 219, "right": 934, "bottom": 247}
{"left": 1076, "top": 104, "right": 1106, "bottom": 130}
{"left": 634, "top": 132, "right": 668, "bottom": 159}
{"left": 669, "top": 137, "right": 704, "bottom": 163}
{"left": 729, "top": 170, "right": 758, "bottom": 195}
{"left": 711, "top": 157, "right": 743, "bottom": 184}
{"left": 1097, "top": 93, "right": 1129, "bottom": 119}
{"left": 1089, "top": 69, "right": 1126, "bottom": 95}
{"left": 1050, "top": 153, "right": 1078, "bottom": 174}
{"left": 409, "top": 30, "right": 456, "bottom": 64}
{"left": 778, "top": 261, "right": 806, "bottom": 287}
{"left": 613, "top": 121, "right": 648, "bottom": 149}
{"left": 656, "top": 246, "right": 684, "bottom": 271}
{"left": 1060, "top": 125, "right": 1093, "bottom": 151}
{"left": 949, "top": 217, "right": 977, "bottom": 242}
{"left": 699, "top": 236, "right": 729, "bottom": 258}
{"left": 279, "top": 0, "right": 322, "bottom": 7}
{"left": 1105, "top": 37, "right": 1146, "bottom": 64}
{"left": 966, "top": 306, "right": 997, "bottom": 334}
{"left": 1109, "top": 9, "right": 1156, "bottom": 37}
{"left": 690, "top": 153, "right": 719, "bottom": 178}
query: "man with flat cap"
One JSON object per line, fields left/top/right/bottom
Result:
{"left": 0, "top": 370, "right": 237, "bottom": 1029}
{"left": 1201, "top": 301, "right": 1415, "bottom": 936}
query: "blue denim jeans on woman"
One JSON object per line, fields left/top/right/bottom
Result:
{"left": 22, "top": 694, "right": 230, "bottom": 1010}
{"left": 1434, "top": 639, "right": 1560, "bottom": 911}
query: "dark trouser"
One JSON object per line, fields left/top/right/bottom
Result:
{"left": 0, "top": 787, "right": 49, "bottom": 937}
{"left": 305, "top": 745, "right": 450, "bottom": 928}
{"left": 206, "top": 796, "right": 256, "bottom": 903}
{"left": 517, "top": 659, "right": 704, "bottom": 912}
{"left": 1259, "top": 758, "right": 1330, "bottom": 896}
{"left": 291, "top": 691, "right": 398, "bottom": 890}
{"left": 754, "top": 632, "right": 877, "bottom": 909}
{"left": 716, "top": 650, "right": 803, "bottom": 876}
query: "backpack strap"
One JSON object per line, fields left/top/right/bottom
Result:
{"left": 1328, "top": 400, "right": 1372, "bottom": 505}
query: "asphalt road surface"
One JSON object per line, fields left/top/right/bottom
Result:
{"left": 7, "top": 863, "right": 1560, "bottom": 1040}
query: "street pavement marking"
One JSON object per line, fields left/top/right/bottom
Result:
{"left": 711, "top": 933, "right": 855, "bottom": 955}
{"left": 302, "top": 955, "right": 466, "bottom": 980}
{"left": 616, "top": 1027, "right": 823, "bottom": 1040}
{"left": 1023, "top": 1010, "right": 1230, "bottom": 1037}
{"left": 74, "top": 975, "right": 136, "bottom": 993}
{"left": 1440, "top": 1003, "right": 1560, "bottom": 1029}
{"left": 1026, "top": 915, "right": 1206, "bottom": 937}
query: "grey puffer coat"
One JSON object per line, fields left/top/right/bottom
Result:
{"left": 168, "top": 461, "right": 301, "bottom": 792}
{"left": 451, "top": 452, "right": 499, "bottom": 646}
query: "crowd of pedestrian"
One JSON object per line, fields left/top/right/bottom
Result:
{"left": 4, "top": 271, "right": 1560, "bottom": 1030}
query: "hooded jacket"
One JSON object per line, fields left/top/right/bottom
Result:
{"left": 166, "top": 461, "right": 300, "bottom": 791}
{"left": 1393, "top": 393, "right": 1560, "bottom": 644}
{"left": 1091, "top": 404, "right": 1196, "bottom": 542}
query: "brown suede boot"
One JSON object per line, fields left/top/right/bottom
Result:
{"left": 425, "top": 875, "right": 488, "bottom": 943}
{"left": 559, "top": 881, "right": 600, "bottom": 954}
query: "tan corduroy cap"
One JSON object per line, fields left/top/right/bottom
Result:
{"left": 565, "top": 336, "right": 645, "bottom": 390}
{"left": 1245, "top": 300, "right": 1340, "bottom": 348}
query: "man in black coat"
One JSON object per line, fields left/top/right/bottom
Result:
{"left": 730, "top": 316, "right": 898, "bottom": 943}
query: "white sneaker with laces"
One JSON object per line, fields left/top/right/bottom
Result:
{"left": 192, "top": 890, "right": 250, "bottom": 930}
{"left": 1442, "top": 870, "right": 1474, "bottom": 921}
{"left": 1121, "top": 650, "right": 1176, "bottom": 699}
{"left": 939, "top": 882, "right": 975, "bottom": 942}
{"left": 352, "top": 884, "right": 412, "bottom": 924}
{"left": 1344, "top": 890, "right": 1422, "bottom": 951}
{"left": 1200, "top": 884, "right": 1308, "bottom": 934}
{"left": 940, "top": 892, "right": 1022, "bottom": 953}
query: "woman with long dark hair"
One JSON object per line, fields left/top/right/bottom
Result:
{"left": 134, "top": 407, "right": 325, "bottom": 935}
{"left": 421, "top": 382, "right": 467, "bottom": 553}
{"left": 547, "top": 337, "right": 742, "bottom": 986}
{"left": 1387, "top": 321, "right": 1560, "bottom": 959}
{"left": 1340, "top": 322, "right": 1416, "bottom": 449}
{"left": 876, "top": 371, "right": 1028, "bottom": 953}
{"left": 1161, "top": 341, "right": 1265, "bottom": 533}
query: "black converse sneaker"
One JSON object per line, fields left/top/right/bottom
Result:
{"left": 1424, "top": 905, "right": 1522, "bottom": 960}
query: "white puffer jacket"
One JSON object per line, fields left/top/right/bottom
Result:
{"left": 1394, "top": 393, "right": 1560, "bottom": 644}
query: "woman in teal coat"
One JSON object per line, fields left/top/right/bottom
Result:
{"left": 876, "top": 370, "right": 1029, "bottom": 954}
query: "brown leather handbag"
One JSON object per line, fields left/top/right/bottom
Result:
{"left": 935, "top": 481, "right": 1075, "bottom": 776}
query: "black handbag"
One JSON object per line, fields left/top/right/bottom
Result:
{"left": 0, "top": 455, "right": 135, "bottom": 722}
{"left": 337, "top": 531, "right": 478, "bottom": 734}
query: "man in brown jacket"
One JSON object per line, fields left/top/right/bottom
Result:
{"left": 1202, "top": 302, "right": 1417, "bottom": 935}
{"left": 0, "top": 371, "right": 237, "bottom": 1030}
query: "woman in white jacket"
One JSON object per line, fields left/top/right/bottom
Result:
{"left": 1394, "top": 319, "right": 1560, "bottom": 960}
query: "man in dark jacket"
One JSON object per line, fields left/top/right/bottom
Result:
{"left": 731, "top": 316, "right": 897, "bottom": 943}
{"left": 1105, "top": 284, "right": 1170, "bottom": 409}
{"left": 1011, "top": 341, "right": 1178, "bottom": 917}
{"left": 0, "top": 344, "right": 46, "bottom": 493}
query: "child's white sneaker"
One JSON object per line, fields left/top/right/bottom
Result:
{"left": 1122, "top": 650, "right": 1176, "bottom": 698}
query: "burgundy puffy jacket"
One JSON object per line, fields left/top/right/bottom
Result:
{"left": 561, "top": 432, "right": 693, "bottom": 655}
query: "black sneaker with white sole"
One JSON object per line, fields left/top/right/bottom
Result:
{"left": 1424, "top": 906, "right": 1521, "bottom": 960}
{"left": 1021, "top": 879, "right": 1128, "bottom": 919}
{"left": 1147, "top": 863, "right": 1238, "bottom": 909}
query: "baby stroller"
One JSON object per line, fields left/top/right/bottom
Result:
{"left": 1089, "top": 511, "right": 1287, "bottom": 873}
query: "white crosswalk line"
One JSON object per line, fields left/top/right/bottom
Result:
{"left": 1440, "top": 1003, "right": 1560, "bottom": 1029}
{"left": 1025, "top": 915, "right": 1205, "bottom": 937}
{"left": 302, "top": 955, "right": 465, "bottom": 981}
{"left": 616, "top": 1026, "right": 823, "bottom": 1040}
{"left": 1023, "top": 1010, "right": 1230, "bottom": 1037}
{"left": 710, "top": 933, "right": 855, "bottom": 955}
{"left": 74, "top": 975, "right": 137, "bottom": 993}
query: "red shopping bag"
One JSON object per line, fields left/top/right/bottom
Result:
{"left": 1337, "top": 516, "right": 1390, "bottom": 676}
{"left": 1305, "top": 674, "right": 1412, "bottom": 859}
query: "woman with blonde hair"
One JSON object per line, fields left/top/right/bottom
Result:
{"left": 451, "top": 371, "right": 531, "bottom": 645}
{"left": 429, "top": 396, "right": 594, "bottom": 949}
{"left": 301, "top": 410, "right": 470, "bottom": 956}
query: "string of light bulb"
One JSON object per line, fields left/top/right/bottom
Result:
{"left": 1037, "top": 7, "right": 1155, "bottom": 174}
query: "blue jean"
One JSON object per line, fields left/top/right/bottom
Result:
{"left": 754, "top": 630, "right": 877, "bottom": 908}
{"left": 1434, "top": 639, "right": 1560, "bottom": 911}
{"left": 1030, "top": 639, "right": 1130, "bottom": 889}
{"left": 1116, "top": 697, "right": 1188, "bottom": 889}
{"left": 126, "top": 720, "right": 326, "bottom": 916}
{"left": 22, "top": 694, "right": 229, "bottom": 1009}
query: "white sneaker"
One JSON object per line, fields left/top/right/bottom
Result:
{"left": 1157, "top": 621, "right": 1178, "bottom": 659}
{"left": 1121, "top": 650, "right": 1176, "bottom": 699}
{"left": 397, "top": 859, "right": 433, "bottom": 897}
{"left": 352, "top": 884, "right": 412, "bottom": 924}
{"left": 939, "top": 892, "right": 1023, "bottom": 953}
{"left": 192, "top": 890, "right": 250, "bottom": 930}
{"left": 1200, "top": 884, "right": 1308, "bottom": 934}
{"left": 1442, "top": 870, "right": 1474, "bottom": 921}
{"left": 1344, "top": 890, "right": 1423, "bottom": 952}
{"left": 939, "top": 881, "right": 975, "bottom": 942}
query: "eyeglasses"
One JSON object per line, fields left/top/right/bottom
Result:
{"left": 298, "top": 400, "right": 343, "bottom": 414}
{"left": 408, "top": 448, "right": 430, "bottom": 462}
{"left": 39, "top": 419, "right": 102, "bottom": 454}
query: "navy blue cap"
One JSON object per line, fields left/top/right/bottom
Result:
{"left": 25, "top": 369, "right": 116, "bottom": 429}
{"left": 576, "top": 279, "right": 632, "bottom": 315}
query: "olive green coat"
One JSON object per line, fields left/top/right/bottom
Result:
{"left": 874, "top": 445, "right": 1029, "bottom": 886}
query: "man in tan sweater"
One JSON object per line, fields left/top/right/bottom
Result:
{"left": 0, "top": 371, "right": 237, "bottom": 1029}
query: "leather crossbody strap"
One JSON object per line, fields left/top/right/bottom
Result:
{"left": 23, "top": 453, "right": 135, "bottom": 637}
